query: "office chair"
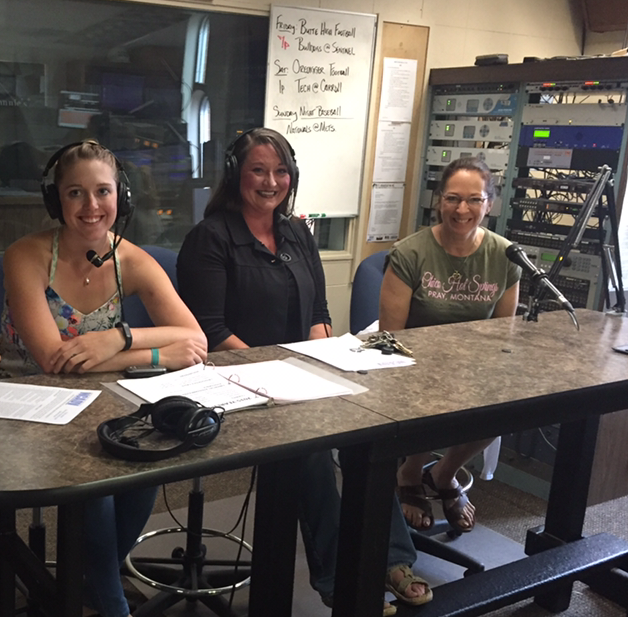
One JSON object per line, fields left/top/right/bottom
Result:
{"left": 122, "top": 246, "right": 251, "bottom": 617}
{"left": 350, "top": 251, "right": 485, "bottom": 575}
{"left": 350, "top": 250, "right": 389, "bottom": 334}
{"left": 122, "top": 245, "right": 180, "bottom": 327}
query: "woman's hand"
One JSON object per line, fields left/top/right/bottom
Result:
{"left": 49, "top": 329, "right": 125, "bottom": 374}
{"left": 158, "top": 339, "right": 207, "bottom": 370}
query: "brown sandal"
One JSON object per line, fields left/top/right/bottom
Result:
{"left": 396, "top": 484, "right": 434, "bottom": 530}
{"left": 422, "top": 469, "right": 475, "bottom": 533}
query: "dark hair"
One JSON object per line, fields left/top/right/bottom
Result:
{"left": 434, "top": 157, "right": 495, "bottom": 223}
{"left": 53, "top": 140, "right": 118, "bottom": 186}
{"left": 204, "top": 128, "right": 298, "bottom": 219}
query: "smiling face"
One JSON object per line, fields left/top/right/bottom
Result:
{"left": 239, "top": 144, "right": 291, "bottom": 218}
{"left": 57, "top": 158, "right": 118, "bottom": 242}
{"left": 437, "top": 169, "right": 493, "bottom": 240}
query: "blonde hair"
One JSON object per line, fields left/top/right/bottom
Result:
{"left": 53, "top": 140, "right": 118, "bottom": 186}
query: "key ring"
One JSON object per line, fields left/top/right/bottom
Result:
{"left": 360, "top": 331, "right": 413, "bottom": 357}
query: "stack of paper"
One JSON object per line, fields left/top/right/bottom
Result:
{"left": 214, "top": 359, "right": 356, "bottom": 403}
{"left": 117, "top": 364, "right": 269, "bottom": 413}
{"left": 0, "top": 382, "right": 100, "bottom": 425}
{"left": 280, "top": 333, "right": 415, "bottom": 372}
{"left": 116, "top": 358, "right": 366, "bottom": 413}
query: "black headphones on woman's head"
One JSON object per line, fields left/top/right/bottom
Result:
{"left": 40, "top": 141, "right": 133, "bottom": 223}
{"left": 97, "top": 396, "right": 222, "bottom": 462}
{"left": 224, "top": 128, "right": 299, "bottom": 196}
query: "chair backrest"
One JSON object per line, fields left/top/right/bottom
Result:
{"left": 123, "top": 245, "right": 179, "bottom": 328}
{"left": 0, "top": 253, "right": 4, "bottom": 310}
{"left": 349, "top": 250, "right": 388, "bottom": 335}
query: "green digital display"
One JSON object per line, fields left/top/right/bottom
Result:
{"left": 541, "top": 252, "right": 557, "bottom": 262}
{"left": 534, "top": 129, "right": 551, "bottom": 139}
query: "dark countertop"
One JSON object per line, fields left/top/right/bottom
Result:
{"left": 342, "top": 309, "right": 628, "bottom": 418}
{"left": 0, "top": 349, "right": 393, "bottom": 507}
{"left": 1, "top": 309, "right": 627, "bottom": 507}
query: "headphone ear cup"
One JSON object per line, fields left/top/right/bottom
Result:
{"left": 42, "top": 184, "right": 63, "bottom": 221}
{"left": 292, "top": 164, "right": 299, "bottom": 196}
{"left": 151, "top": 396, "right": 201, "bottom": 435}
{"left": 116, "top": 180, "right": 133, "bottom": 220}
{"left": 224, "top": 153, "right": 239, "bottom": 193}
{"left": 176, "top": 407, "right": 218, "bottom": 445}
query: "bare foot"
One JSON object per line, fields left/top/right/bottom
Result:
{"left": 427, "top": 468, "right": 475, "bottom": 531}
{"left": 397, "top": 462, "right": 433, "bottom": 529}
{"left": 400, "top": 500, "right": 432, "bottom": 529}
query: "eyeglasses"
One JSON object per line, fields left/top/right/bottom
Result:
{"left": 442, "top": 195, "right": 487, "bottom": 208}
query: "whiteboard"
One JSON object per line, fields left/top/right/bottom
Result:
{"left": 265, "top": 5, "right": 377, "bottom": 218}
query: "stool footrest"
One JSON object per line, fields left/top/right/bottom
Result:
{"left": 395, "top": 533, "right": 628, "bottom": 616}
{"left": 125, "top": 525, "right": 252, "bottom": 597}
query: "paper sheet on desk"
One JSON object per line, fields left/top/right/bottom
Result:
{"left": 214, "top": 358, "right": 363, "bottom": 403}
{"left": 0, "top": 382, "right": 100, "bottom": 424}
{"left": 116, "top": 358, "right": 364, "bottom": 410}
{"left": 280, "top": 333, "right": 415, "bottom": 371}
{"left": 117, "top": 364, "right": 270, "bottom": 413}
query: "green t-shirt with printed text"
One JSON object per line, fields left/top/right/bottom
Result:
{"left": 387, "top": 227, "right": 521, "bottom": 328}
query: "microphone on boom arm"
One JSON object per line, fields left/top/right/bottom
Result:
{"left": 86, "top": 242, "right": 119, "bottom": 267}
{"left": 505, "top": 243, "right": 575, "bottom": 314}
{"left": 85, "top": 214, "right": 132, "bottom": 267}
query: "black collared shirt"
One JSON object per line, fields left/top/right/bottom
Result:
{"left": 177, "top": 210, "right": 331, "bottom": 350}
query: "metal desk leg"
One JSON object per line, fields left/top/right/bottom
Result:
{"left": 333, "top": 442, "right": 397, "bottom": 617}
{"left": 248, "top": 459, "right": 301, "bottom": 617}
{"left": 55, "top": 502, "right": 85, "bottom": 617}
{"left": 527, "top": 415, "right": 600, "bottom": 612}
{"left": 0, "top": 508, "right": 17, "bottom": 617}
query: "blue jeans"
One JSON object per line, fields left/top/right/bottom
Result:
{"left": 83, "top": 486, "right": 159, "bottom": 617}
{"left": 298, "top": 451, "right": 341, "bottom": 600}
{"left": 299, "top": 451, "right": 417, "bottom": 601}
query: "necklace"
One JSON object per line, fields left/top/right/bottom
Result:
{"left": 81, "top": 262, "right": 93, "bottom": 286}
{"left": 436, "top": 227, "right": 481, "bottom": 280}
{"left": 443, "top": 251, "right": 470, "bottom": 281}
{"left": 80, "top": 263, "right": 93, "bottom": 286}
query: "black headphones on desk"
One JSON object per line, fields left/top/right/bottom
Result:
{"left": 97, "top": 396, "right": 223, "bottom": 462}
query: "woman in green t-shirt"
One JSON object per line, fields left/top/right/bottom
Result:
{"left": 380, "top": 157, "right": 521, "bottom": 535}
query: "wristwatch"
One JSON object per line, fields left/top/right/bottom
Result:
{"left": 115, "top": 321, "right": 133, "bottom": 351}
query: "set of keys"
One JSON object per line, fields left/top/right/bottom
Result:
{"left": 360, "top": 331, "right": 413, "bottom": 357}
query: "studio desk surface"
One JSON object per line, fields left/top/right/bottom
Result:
{"left": 2, "top": 309, "right": 628, "bottom": 617}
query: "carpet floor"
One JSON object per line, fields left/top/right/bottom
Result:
{"left": 14, "top": 467, "right": 628, "bottom": 616}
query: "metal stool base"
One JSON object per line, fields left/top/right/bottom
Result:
{"left": 125, "top": 526, "right": 252, "bottom": 596}
{"left": 123, "top": 479, "right": 252, "bottom": 617}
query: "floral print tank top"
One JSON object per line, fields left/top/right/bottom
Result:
{"left": 0, "top": 229, "right": 123, "bottom": 376}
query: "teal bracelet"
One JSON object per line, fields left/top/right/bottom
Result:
{"left": 151, "top": 348, "right": 159, "bottom": 366}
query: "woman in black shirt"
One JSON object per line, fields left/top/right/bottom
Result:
{"left": 177, "top": 128, "right": 430, "bottom": 614}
